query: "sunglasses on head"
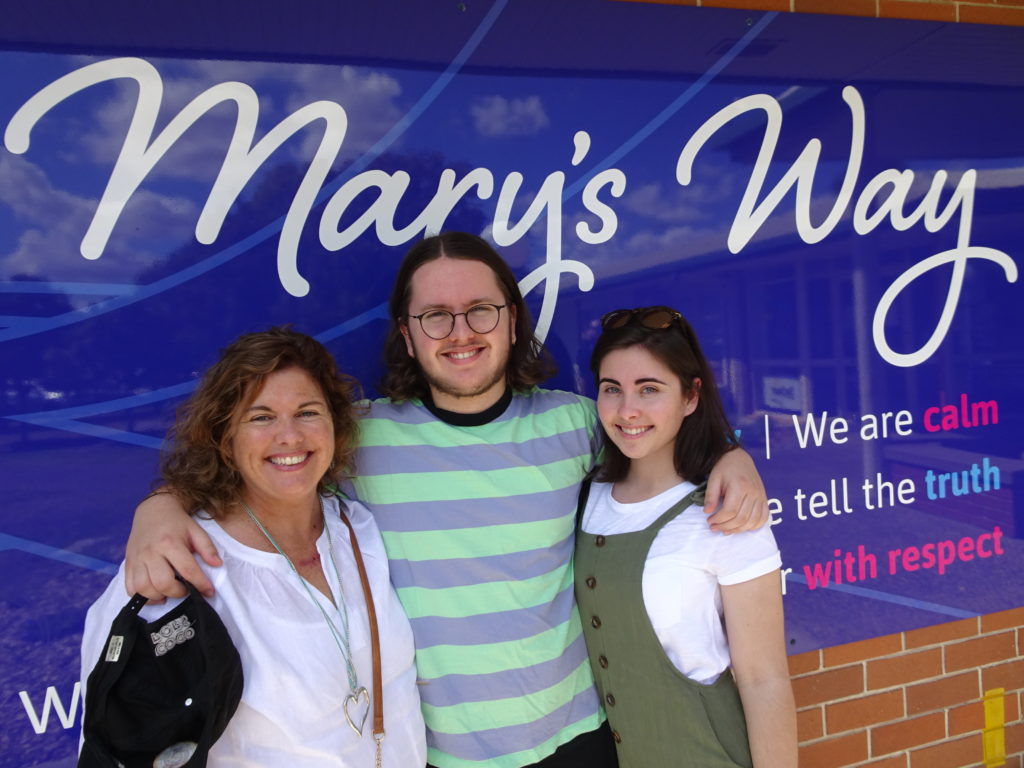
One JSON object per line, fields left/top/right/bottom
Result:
{"left": 600, "top": 306, "right": 683, "bottom": 331}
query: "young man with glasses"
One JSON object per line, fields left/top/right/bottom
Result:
{"left": 125, "top": 232, "right": 769, "bottom": 768}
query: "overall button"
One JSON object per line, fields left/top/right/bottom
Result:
{"left": 591, "top": 616, "right": 602, "bottom": 629}
{"left": 585, "top": 576, "right": 597, "bottom": 589}
{"left": 605, "top": 693, "right": 616, "bottom": 707}
{"left": 598, "top": 655, "right": 609, "bottom": 668}
{"left": 612, "top": 730, "right": 622, "bottom": 744}
{"left": 595, "top": 535, "right": 606, "bottom": 547}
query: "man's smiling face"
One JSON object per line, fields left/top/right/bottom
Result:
{"left": 401, "top": 256, "right": 516, "bottom": 413}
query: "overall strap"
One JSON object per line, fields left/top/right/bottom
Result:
{"left": 648, "top": 481, "right": 708, "bottom": 533}
{"left": 575, "top": 476, "right": 595, "bottom": 529}
{"left": 578, "top": 478, "right": 706, "bottom": 532}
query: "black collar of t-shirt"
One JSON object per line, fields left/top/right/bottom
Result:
{"left": 421, "top": 386, "right": 513, "bottom": 427}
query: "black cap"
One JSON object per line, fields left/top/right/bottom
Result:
{"left": 80, "top": 580, "right": 244, "bottom": 768}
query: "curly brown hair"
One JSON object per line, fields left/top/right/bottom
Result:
{"left": 160, "top": 327, "right": 361, "bottom": 518}
{"left": 380, "top": 232, "right": 556, "bottom": 401}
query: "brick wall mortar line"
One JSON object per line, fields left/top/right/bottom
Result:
{"left": 866, "top": 665, "right": 1014, "bottom": 691}
{"left": 908, "top": 670, "right": 983, "bottom": 717}
{"left": 942, "top": 634, "right": 1021, "bottom": 675}
{"left": 791, "top": 661, "right": 865, "bottom": 679}
{"left": 870, "top": 735, "right": 959, "bottom": 757}
{"left": 800, "top": 729, "right": 869, "bottom": 747}
{"left": 798, "top": 730, "right": 972, "bottom": 755}
{"left": 869, "top": 733, "right": 961, "bottom": 758}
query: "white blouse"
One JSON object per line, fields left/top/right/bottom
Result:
{"left": 580, "top": 480, "right": 781, "bottom": 685}
{"left": 81, "top": 496, "right": 426, "bottom": 768}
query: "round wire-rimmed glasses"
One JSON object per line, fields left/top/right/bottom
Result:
{"left": 407, "top": 303, "right": 509, "bottom": 340}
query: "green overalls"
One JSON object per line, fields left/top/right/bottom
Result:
{"left": 574, "top": 482, "right": 753, "bottom": 768}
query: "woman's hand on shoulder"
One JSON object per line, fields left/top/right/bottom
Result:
{"left": 704, "top": 448, "right": 769, "bottom": 534}
{"left": 125, "top": 491, "right": 222, "bottom": 601}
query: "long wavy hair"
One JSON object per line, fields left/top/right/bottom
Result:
{"left": 160, "top": 327, "right": 361, "bottom": 518}
{"left": 380, "top": 232, "right": 556, "bottom": 401}
{"left": 591, "top": 310, "right": 737, "bottom": 483}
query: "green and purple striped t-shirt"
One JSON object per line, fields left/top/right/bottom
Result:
{"left": 350, "top": 388, "right": 602, "bottom": 768}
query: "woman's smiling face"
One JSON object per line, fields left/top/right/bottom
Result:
{"left": 596, "top": 345, "right": 699, "bottom": 471}
{"left": 228, "top": 366, "right": 334, "bottom": 511}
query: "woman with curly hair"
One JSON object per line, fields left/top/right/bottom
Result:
{"left": 80, "top": 327, "right": 425, "bottom": 767}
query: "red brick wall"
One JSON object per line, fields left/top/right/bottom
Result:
{"left": 789, "top": 607, "right": 1024, "bottom": 766}
{"left": 614, "top": 0, "right": 1024, "bottom": 26}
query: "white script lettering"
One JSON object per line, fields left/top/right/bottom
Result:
{"left": 4, "top": 59, "right": 626, "bottom": 340}
{"left": 676, "top": 85, "right": 1017, "bottom": 367}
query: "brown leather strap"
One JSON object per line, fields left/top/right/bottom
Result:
{"left": 337, "top": 504, "right": 385, "bottom": 739}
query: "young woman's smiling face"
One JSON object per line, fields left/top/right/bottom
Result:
{"left": 596, "top": 345, "right": 699, "bottom": 472}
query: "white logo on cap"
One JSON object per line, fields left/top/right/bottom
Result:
{"left": 150, "top": 616, "right": 195, "bottom": 656}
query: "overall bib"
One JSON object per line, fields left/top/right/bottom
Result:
{"left": 574, "top": 483, "right": 752, "bottom": 768}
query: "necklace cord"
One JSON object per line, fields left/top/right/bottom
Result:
{"left": 336, "top": 503, "right": 385, "bottom": 741}
{"left": 243, "top": 500, "right": 357, "bottom": 689}
{"left": 243, "top": 497, "right": 385, "bottom": 752}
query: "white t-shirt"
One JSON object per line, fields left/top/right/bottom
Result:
{"left": 580, "top": 480, "right": 781, "bottom": 685}
{"left": 81, "top": 496, "right": 426, "bottom": 768}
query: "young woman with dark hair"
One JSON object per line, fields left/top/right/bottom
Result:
{"left": 575, "top": 307, "right": 797, "bottom": 768}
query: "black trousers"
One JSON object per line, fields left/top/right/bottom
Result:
{"left": 428, "top": 721, "right": 619, "bottom": 768}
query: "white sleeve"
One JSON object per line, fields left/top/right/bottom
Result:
{"left": 713, "top": 524, "right": 782, "bottom": 586}
{"left": 79, "top": 569, "right": 127, "bottom": 754}
{"left": 80, "top": 564, "right": 130, "bottom": 696}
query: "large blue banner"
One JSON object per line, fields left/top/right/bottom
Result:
{"left": 1, "top": 3, "right": 1022, "bottom": 764}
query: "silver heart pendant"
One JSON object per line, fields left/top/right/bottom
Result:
{"left": 344, "top": 687, "right": 370, "bottom": 736}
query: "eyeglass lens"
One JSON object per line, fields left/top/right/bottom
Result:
{"left": 637, "top": 309, "right": 678, "bottom": 329}
{"left": 603, "top": 307, "right": 678, "bottom": 330}
{"left": 419, "top": 305, "right": 503, "bottom": 339}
